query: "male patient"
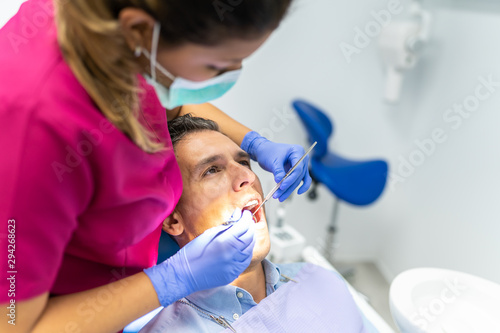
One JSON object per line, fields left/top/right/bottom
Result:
{"left": 140, "top": 115, "right": 373, "bottom": 333}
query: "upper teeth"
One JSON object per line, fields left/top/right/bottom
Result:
{"left": 243, "top": 199, "right": 258, "bottom": 210}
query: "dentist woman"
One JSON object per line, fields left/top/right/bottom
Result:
{"left": 0, "top": 0, "right": 312, "bottom": 332}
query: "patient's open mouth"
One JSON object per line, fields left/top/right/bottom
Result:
{"left": 242, "top": 199, "right": 262, "bottom": 223}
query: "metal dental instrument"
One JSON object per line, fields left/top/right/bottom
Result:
{"left": 252, "top": 141, "right": 317, "bottom": 217}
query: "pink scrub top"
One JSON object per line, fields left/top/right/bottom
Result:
{"left": 0, "top": 0, "right": 182, "bottom": 302}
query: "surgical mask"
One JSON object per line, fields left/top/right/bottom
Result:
{"left": 141, "top": 23, "right": 242, "bottom": 109}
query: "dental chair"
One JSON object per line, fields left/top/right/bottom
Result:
{"left": 157, "top": 230, "right": 180, "bottom": 263}
{"left": 292, "top": 99, "right": 389, "bottom": 264}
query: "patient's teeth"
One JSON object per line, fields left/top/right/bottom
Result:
{"left": 243, "top": 199, "right": 258, "bottom": 209}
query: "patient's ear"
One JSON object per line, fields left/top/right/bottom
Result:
{"left": 162, "top": 210, "right": 184, "bottom": 236}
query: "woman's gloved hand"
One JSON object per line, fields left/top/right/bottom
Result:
{"left": 144, "top": 209, "right": 255, "bottom": 307}
{"left": 241, "top": 131, "right": 312, "bottom": 201}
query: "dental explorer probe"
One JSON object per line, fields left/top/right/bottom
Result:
{"left": 252, "top": 141, "right": 317, "bottom": 217}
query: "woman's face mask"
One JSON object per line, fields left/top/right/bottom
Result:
{"left": 140, "top": 23, "right": 242, "bottom": 110}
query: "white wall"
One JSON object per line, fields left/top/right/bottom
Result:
{"left": 0, "top": 0, "right": 26, "bottom": 28}
{"left": 213, "top": 0, "right": 500, "bottom": 284}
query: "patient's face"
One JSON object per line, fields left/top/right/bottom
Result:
{"left": 172, "top": 130, "right": 270, "bottom": 263}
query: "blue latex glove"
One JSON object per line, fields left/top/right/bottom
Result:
{"left": 144, "top": 209, "right": 255, "bottom": 307}
{"left": 241, "top": 131, "right": 312, "bottom": 201}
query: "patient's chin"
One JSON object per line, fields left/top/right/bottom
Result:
{"left": 255, "top": 215, "right": 267, "bottom": 229}
{"left": 252, "top": 235, "right": 271, "bottom": 262}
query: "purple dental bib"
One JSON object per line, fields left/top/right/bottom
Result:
{"left": 223, "top": 263, "right": 370, "bottom": 333}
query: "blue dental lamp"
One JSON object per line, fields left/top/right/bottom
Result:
{"left": 292, "top": 99, "right": 389, "bottom": 263}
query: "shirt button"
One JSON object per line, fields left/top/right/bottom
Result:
{"left": 233, "top": 313, "right": 239, "bottom": 320}
{"left": 236, "top": 292, "right": 244, "bottom": 298}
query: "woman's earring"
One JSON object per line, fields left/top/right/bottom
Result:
{"left": 134, "top": 46, "right": 141, "bottom": 58}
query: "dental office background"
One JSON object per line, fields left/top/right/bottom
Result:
{"left": 2, "top": 0, "right": 499, "bottom": 285}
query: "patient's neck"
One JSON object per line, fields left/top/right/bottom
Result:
{"left": 230, "top": 261, "right": 266, "bottom": 304}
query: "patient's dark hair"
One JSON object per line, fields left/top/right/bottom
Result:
{"left": 168, "top": 114, "right": 220, "bottom": 147}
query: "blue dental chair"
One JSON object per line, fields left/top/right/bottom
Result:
{"left": 292, "top": 99, "right": 389, "bottom": 263}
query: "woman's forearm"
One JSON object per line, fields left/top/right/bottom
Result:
{"left": 178, "top": 103, "right": 252, "bottom": 146}
{"left": 8, "top": 272, "right": 160, "bottom": 333}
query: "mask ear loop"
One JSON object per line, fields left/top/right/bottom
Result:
{"left": 150, "top": 22, "right": 161, "bottom": 82}
{"left": 147, "top": 22, "right": 176, "bottom": 82}
{"left": 134, "top": 22, "right": 164, "bottom": 147}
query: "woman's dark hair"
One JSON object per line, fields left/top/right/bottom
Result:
{"left": 110, "top": 0, "right": 293, "bottom": 45}
{"left": 168, "top": 114, "right": 220, "bottom": 147}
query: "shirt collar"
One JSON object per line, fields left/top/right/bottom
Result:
{"left": 184, "top": 259, "right": 281, "bottom": 316}
{"left": 263, "top": 258, "right": 281, "bottom": 294}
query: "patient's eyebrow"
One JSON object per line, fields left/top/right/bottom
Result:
{"left": 236, "top": 151, "right": 250, "bottom": 160}
{"left": 192, "top": 154, "right": 223, "bottom": 175}
{"left": 191, "top": 151, "right": 250, "bottom": 175}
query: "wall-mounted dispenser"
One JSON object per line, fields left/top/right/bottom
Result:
{"left": 379, "top": 1, "right": 432, "bottom": 104}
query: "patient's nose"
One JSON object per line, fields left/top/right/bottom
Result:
{"left": 232, "top": 162, "right": 256, "bottom": 192}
